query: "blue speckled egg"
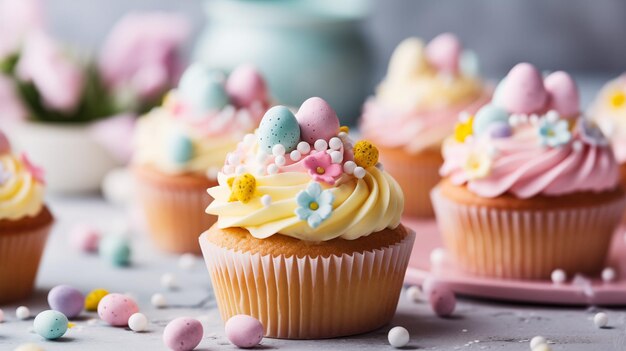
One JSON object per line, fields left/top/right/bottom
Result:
{"left": 33, "top": 310, "right": 68, "bottom": 340}
{"left": 99, "top": 235, "right": 131, "bottom": 267}
{"left": 168, "top": 133, "right": 194, "bottom": 164}
{"left": 473, "top": 104, "right": 509, "bottom": 136}
{"left": 257, "top": 106, "right": 301, "bottom": 153}
{"left": 178, "top": 63, "right": 229, "bottom": 113}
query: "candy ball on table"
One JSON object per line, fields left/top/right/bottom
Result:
{"left": 13, "top": 344, "right": 44, "bottom": 351}
{"left": 128, "top": 312, "right": 149, "bottom": 332}
{"left": 85, "top": 288, "right": 109, "bottom": 312}
{"left": 48, "top": 285, "right": 84, "bottom": 319}
{"left": 295, "top": 97, "right": 340, "bottom": 144}
{"left": 425, "top": 281, "right": 457, "bottom": 318}
{"left": 225, "top": 64, "right": 268, "bottom": 108}
{"left": 70, "top": 224, "right": 101, "bottom": 253}
{"left": 225, "top": 314, "right": 264, "bottom": 348}
{"left": 163, "top": 317, "right": 204, "bottom": 351}
{"left": 97, "top": 293, "right": 139, "bottom": 327}
{"left": 99, "top": 235, "right": 131, "bottom": 267}
{"left": 33, "top": 310, "right": 68, "bottom": 340}
{"left": 388, "top": 326, "right": 410, "bottom": 348}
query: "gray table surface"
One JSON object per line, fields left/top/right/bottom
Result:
{"left": 0, "top": 195, "right": 623, "bottom": 351}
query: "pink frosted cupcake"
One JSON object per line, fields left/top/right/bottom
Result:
{"left": 361, "top": 33, "right": 491, "bottom": 217}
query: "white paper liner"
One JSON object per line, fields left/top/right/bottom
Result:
{"left": 431, "top": 187, "right": 626, "bottom": 279}
{"left": 200, "top": 230, "right": 415, "bottom": 339}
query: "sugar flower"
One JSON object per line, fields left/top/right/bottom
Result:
{"left": 303, "top": 152, "right": 342, "bottom": 184}
{"left": 295, "top": 182, "right": 334, "bottom": 229}
{"left": 463, "top": 150, "right": 492, "bottom": 180}
{"left": 537, "top": 117, "right": 571, "bottom": 148}
{"left": 609, "top": 90, "right": 625, "bottom": 110}
{"left": 454, "top": 114, "right": 474, "bottom": 142}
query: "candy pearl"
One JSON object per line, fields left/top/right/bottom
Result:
{"left": 128, "top": 312, "right": 149, "bottom": 332}
{"left": 551, "top": 269, "right": 567, "bottom": 284}
{"left": 425, "top": 33, "right": 461, "bottom": 75}
{"left": 227, "top": 153, "right": 240, "bottom": 165}
{"left": 48, "top": 285, "right": 85, "bottom": 318}
{"left": 178, "top": 254, "right": 197, "bottom": 271}
{"left": 602, "top": 267, "right": 616, "bottom": 282}
{"left": 272, "top": 144, "right": 286, "bottom": 156}
{"left": 0, "top": 308, "right": 4, "bottom": 322}
{"left": 163, "top": 317, "right": 204, "bottom": 351}
{"left": 267, "top": 164, "right": 278, "bottom": 175}
{"left": 530, "top": 336, "right": 547, "bottom": 349}
{"left": 225, "top": 64, "right": 267, "bottom": 108}
{"left": 329, "top": 137, "right": 343, "bottom": 150}
{"left": 13, "top": 343, "right": 44, "bottom": 351}
{"left": 98, "top": 293, "right": 139, "bottom": 327}
{"left": 235, "top": 165, "right": 247, "bottom": 175}
{"left": 274, "top": 155, "right": 286, "bottom": 166}
{"left": 330, "top": 151, "right": 343, "bottom": 164}
{"left": 544, "top": 71, "right": 580, "bottom": 118}
{"left": 429, "top": 286, "right": 456, "bottom": 317}
{"left": 533, "top": 344, "right": 552, "bottom": 351}
{"left": 387, "top": 326, "right": 410, "bottom": 348}
{"left": 69, "top": 224, "right": 101, "bottom": 253}
{"left": 296, "top": 97, "right": 340, "bottom": 144}
{"left": 297, "top": 141, "right": 311, "bottom": 155}
{"left": 289, "top": 150, "right": 302, "bottom": 161}
{"left": 261, "top": 194, "right": 272, "bottom": 207}
{"left": 353, "top": 167, "right": 366, "bottom": 179}
{"left": 225, "top": 314, "right": 264, "bottom": 348}
{"left": 99, "top": 235, "right": 131, "bottom": 267}
{"left": 242, "top": 133, "right": 256, "bottom": 146}
{"left": 545, "top": 110, "right": 559, "bottom": 123}
{"left": 16, "top": 306, "right": 30, "bottom": 320}
{"left": 85, "top": 289, "right": 109, "bottom": 312}
{"left": 343, "top": 161, "right": 357, "bottom": 174}
{"left": 593, "top": 312, "right": 608, "bottom": 328}
{"left": 33, "top": 310, "right": 68, "bottom": 340}
{"left": 255, "top": 151, "right": 267, "bottom": 163}
{"left": 314, "top": 139, "right": 328, "bottom": 152}
{"left": 406, "top": 286, "right": 421, "bottom": 303}
{"left": 501, "top": 63, "right": 548, "bottom": 115}
{"left": 161, "top": 273, "right": 178, "bottom": 290}
{"left": 168, "top": 134, "right": 194, "bottom": 164}
{"left": 151, "top": 293, "right": 168, "bottom": 308}
{"left": 572, "top": 141, "right": 583, "bottom": 152}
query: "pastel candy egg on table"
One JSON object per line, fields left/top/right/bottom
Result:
{"left": 225, "top": 64, "right": 268, "bottom": 108}
{"left": 257, "top": 106, "right": 301, "bottom": 153}
{"left": 47, "top": 285, "right": 84, "bottom": 318}
{"left": 33, "top": 310, "right": 68, "bottom": 340}
{"left": 178, "top": 63, "right": 229, "bottom": 113}
{"left": 85, "top": 288, "right": 109, "bottom": 312}
{"left": 225, "top": 314, "right": 264, "bottom": 348}
{"left": 70, "top": 224, "right": 101, "bottom": 253}
{"left": 99, "top": 235, "right": 131, "bottom": 266}
{"left": 428, "top": 283, "right": 456, "bottom": 318}
{"left": 499, "top": 62, "right": 548, "bottom": 114}
{"left": 97, "top": 293, "right": 139, "bottom": 327}
{"left": 425, "top": 32, "right": 462, "bottom": 75}
{"left": 544, "top": 71, "right": 580, "bottom": 118}
{"left": 472, "top": 104, "right": 510, "bottom": 136}
{"left": 163, "top": 317, "right": 204, "bottom": 351}
{"left": 295, "top": 97, "right": 340, "bottom": 144}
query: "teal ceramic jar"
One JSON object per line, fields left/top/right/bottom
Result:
{"left": 194, "top": 0, "right": 372, "bottom": 125}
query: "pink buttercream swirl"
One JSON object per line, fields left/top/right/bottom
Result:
{"left": 360, "top": 92, "right": 491, "bottom": 153}
{"left": 441, "top": 123, "right": 619, "bottom": 198}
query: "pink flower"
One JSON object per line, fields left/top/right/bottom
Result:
{"left": 0, "top": 0, "right": 43, "bottom": 59}
{"left": 20, "top": 153, "right": 45, "bottom": 184}
{"left": 16, "top": 32, "right": 84, "bottom": 113}
{"left": 303, "top": 152, "right": 342, "bottom": 184}
{"left": 0, "top": 74, "right": 27, "bottom": 121}
{"left": 98, "top": 12, "right": 190, "bottom": 103}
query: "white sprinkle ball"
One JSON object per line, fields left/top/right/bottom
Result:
{"left": 274, "top": 155, "right": 286, "bottom": 166}
{"left": 290, "top": 150, "right": 302, "bottom": 161}
{"left": 330, "top": 151, "right": 343, "bottom": 164}
{"left": 261, "top": 194, "right": 272, "bottom": 207}
{"left": 593, "top": 312, "right": 608, "bottom": 328}
{"left": 572, "top": 140, "right": 583, "bottom": 152}
{"left": 223, "top": 165, "right": 235, "bottom": 175}
{"left": 255, "top": 151, "right": 268, "bottom": 163}
{"left": 329, "top": 137, "right": 343, "bottom": 150}
{"left": 406, "top": 286, "right": 421, "bottom": 303}
{"left": 235, "top": 165, "right": 247, "bottom": 175}
{"left": 314, "top": 139, "right": 328, "bottom": 151}
{"left": 530, "top": 336, "right": 547, "bottom": 349}
{"left": 297, "top": 141, "right": 311, "bottom": 155}
{"left": 430, "top": 248, "right": 446, "bottom": 267}
{"left": 178, "top": 253, "right": 196, "bottom": 271}
{"left": 532, "top": 344, "right": 552, "bottom": 351}
{"left": 509, "top": 114, "right": 520, "bottom": 127}
{"left": 227, "top": 153, "right": 240, "bottom": 165}
{"left": 128, "top": 312, "right": 149, "bottom": 332}
{"left": 388, "top": 326, "right": 410, "bottom": 348}
{"left": 338, "top": 132, "right": 348, "bottom": 139}
{"left": 546, "top": 110, "right": 559, "bottom": 123}
{"left": 267, "top": 164, "right": 279, "bottom": 175}
{"left": 151, "top": 293, "right": 167, "bottom": 308}
{"left": 601, "top": 267, "right": 616, "bottom": 282}
{"left": 243, "top": 133, "right": 256, "bottom": 146}
{"left": 272, "top": 144, "right": 286, "bottom": 156}
{"left": 353, "top": 167, "right": 366, "bottom": 179}
{"left": 343, "top": 161, "right": 357, "bottom": 174}
{"left": 160, "top": 273, "right": 178, "bottom": 290}
{"left": 551, "top": 269, "right": 566, "bottom": 284}
{"left": 16, "top": 306, "right": 30, "bottom": 320}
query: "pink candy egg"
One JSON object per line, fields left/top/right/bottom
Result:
{"left": 425, "top": 33, "right": 462, "bottom": 75}
{"left": 225, "top": 64, "right": 268, "bottom": 108}
{"left": 225, "top": 314, "right": 264, "bottom": 348}
{"left": 70, "top": 224, "right": 101, "bottom": 253}
{"left": 428, "top": 284, "right": 456, "bottom": 318}
{"left": 500, "top": 62, "right": 548, "bottom": 114}
{"left": 295, "top": 97, "right": 340, "bottom": 144}
{"left": 97, "top": 293, "right": 139, "bottom": 327}
{"left": 544, "top": 71, "right": 580, "bottom": 118}
{"left": 163, "top": 317, "right": 204, "bottom": 351}
{"left": 0, "top": 130, "right": 10, "bottom": 154}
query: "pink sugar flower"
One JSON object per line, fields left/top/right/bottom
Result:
{"left": 20, "top": 153, "right": 45, "bottom": 184}
{"left": 0, "top": 0, "right": 43, "bottom": 59}
{"left": 303, "top": 152, "right": 342, "bottom": 184}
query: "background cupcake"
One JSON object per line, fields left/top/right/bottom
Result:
{"left": 360, "top": 33, "right": 491, "bottom": 218}
{"left": 0, "top": 129, "right": 53, "bottom": 303}
{"left": 433, "top": 63, "right": 626, "bottom": 280}
{"left": 133, "top": 63, "right": 270, "bottom": 254}
{"left": 200, "top": 97, "right": 413, "bottom": 339}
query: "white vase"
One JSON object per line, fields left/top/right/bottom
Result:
{"left": 8, "top": 121, "right": 120, "bottom": 194}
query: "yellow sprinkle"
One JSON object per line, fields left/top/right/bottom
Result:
{"left": 316, "top": 166, "right": 325, "bottom": 174}
{"left": 229, "top": 173, "right": 257, "bottom": 204}
{"left": 610, "top": 91, "right": 626, "bottom": 109}
{"left": 353, "top": 140, "right": 379, "bottom": 168}
{"left": 454, "top": 116, "right": 474, "bottom": 143}
{"left": 67, "top": 322, "right": 76, "bottom": 329}
{"left": 85, "top": 288, "right": 109, "bottom": 312}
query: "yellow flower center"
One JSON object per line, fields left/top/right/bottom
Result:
{"left": 454, "top": 116, "right": 474, "bottom": 143}
{"left": 309, "top": 201, "right": 319, "bottom": 210}
{"left": 610, "top": 91, "right": 625, "bottom": 109}
{"left": 316, "top": 166, "right": 325, "bottom": 174}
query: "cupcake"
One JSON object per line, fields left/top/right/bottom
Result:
{"left": 433, "top": 63, "right": 626, "bottom": 280}
{"left": 133, "top": 63, "right": 270, "bottom": 254}
{"left": 589, "top": 73, "right": 626, "bottom": 183}
{"left": 361, "top": 33, "right": 491, "bottom": 218}
{"left": 0, "top": 130, "right": 53, "bottom": 303}
{"left": 199, "top": 97, "right": 413, "bottom": 339}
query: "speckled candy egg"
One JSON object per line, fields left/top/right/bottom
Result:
{"left": 163, "top": 317, "right": 204, "bottom": 351}
{"left": 296, "top": 97, "right": 340, "bottom": 144}
{"left": 472, "top": 104, "right": 509, "bottom": 136}
{"left": 428, "top": 285, "right": 456, "bottom": 318}
{"left": 85, "top": 288, "right": 109, "bottom": 312}
{"left": 97, "top": 293, "right": 139, "bottom": 327}
{"left": 257, "top": 106, "right": 300, "bottom": 153}
{"left": 33, "top": 310, "right": 68, "bottom": 340}
{"left": 225, "top": 64, "right": 268, "bottom": 108}
{"left": 544, "top": 71, "right": 580, "bottom": 117}
{"left": 225, "top": 314, "right": 264, "bottom": 348}
{"left": 353, "top": 140, "right": 379, "bottom": 168}
{"left": 70, "top": 224, "right": 101, "bottom": 253}
{"left": 99, "top": 235, "right": 131, "bottom": 266}
{"left": 500, "top": 63, "right": 548, "bottom": 114}
{"left": 47, "top": 285, "right": 84, "bottom": 319}
{"left": 178, "top": 64, "right": 229, "bottom": 113}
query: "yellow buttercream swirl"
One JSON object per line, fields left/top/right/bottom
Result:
{"left": 0, "top": 154, "right": 45, "bottom": 220}
{"left": 207, "top": 167, "right": 404, "bottom": 241}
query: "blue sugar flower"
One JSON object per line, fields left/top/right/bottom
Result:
{"left": 537, "top": 118, "right": 571, "bottom": 147}
{"left": 295, "top": 182, "right": 335, "bottom": 229}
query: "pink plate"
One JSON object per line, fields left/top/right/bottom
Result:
{"left": 403, "top": 217, "right": 626, "bottom": 306}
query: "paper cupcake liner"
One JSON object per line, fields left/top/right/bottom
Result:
{"left": 0, "top": 223, "right": 52, "bottom": 303}
{"left": 431, "top": 187, "right": 626, "bottom": 280}
{"left": 199, "top": 230, "right": 416, "bottom": 339}
{"left": 135, "top": 174, "right": 217, "bottom": 254}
